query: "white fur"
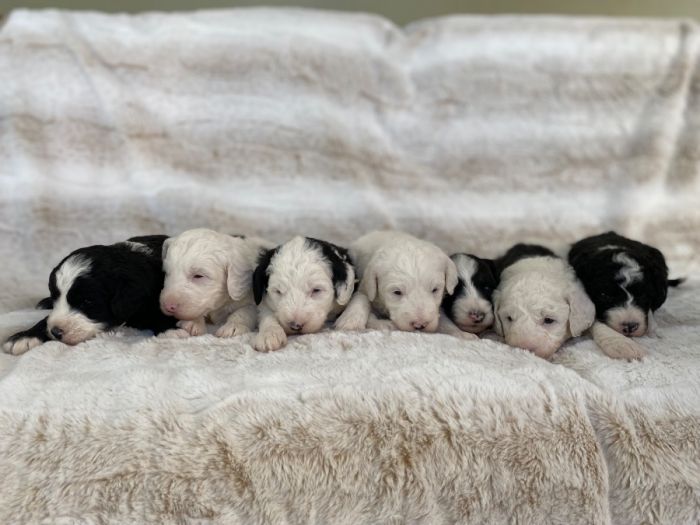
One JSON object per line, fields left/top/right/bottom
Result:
{"left": 447, "top": 255, "right": 494, "bottom": 334}
{"left": 160, "top": 229, "right": 272, "bottom": 337}
{"left": 493, "top": 257, "right": 595, "bottom": 359}
{"left": 335, "top": 231, "right": 459, "bottom": 334}
{"left": 47, "top": 256, "right": 106, "bottom": 345}
{"left": 254, "top": 236, "right": 355, "bottom": 352}
{"left": 604, "top": 252, "right": 647, "bottom": 336}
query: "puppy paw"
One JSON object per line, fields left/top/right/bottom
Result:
{"left": 215, "top": 322, "right": 251, "bottom": 338}
{"left": 158, "top": 328, "right": 191, "bottom": 339}
{"left": 177, "top": 319, "right": 207, "bottom": 337}
{"left": 366, "top": 317, "right": 395, "bottom": 331}
{"left": 334, "top": 311, "right": 367, "bottom": 331}
{"left": 603, "top": 338, "right": 647, "bottom": 361}
{"left": 3, "top": 336, "right": 42, "bottom": 355}
{"left": 453, "top": 330, "right": 479, "bottom": 341}
{"left": 254, "top": 327, "right": 287, "bottom": 352}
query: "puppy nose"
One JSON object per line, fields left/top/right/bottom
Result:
{"left": 411, "top": 321, "right": 427, "bottom": 331}
{"left": 50, "top": 327, "right": 64, "bottom": 340}
{"left": 289, "top": 321, "right": 304, "bottom": 332}
{"left": 622, "top": 322, "right": 639, "bottom": 335}
{"left": 163, "top": 302, "right": 178, "bottom": 314}
{"left": 468, "top": 310, "right": 485, "bottom": 323}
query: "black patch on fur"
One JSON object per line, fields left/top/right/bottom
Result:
{"left": 5, "top": 317, "right": 51, "bottom": 345}
{"left": 36, "top": 297, "right": 53, "bottom": 310}
{"left": 495, "top": 244, "right": 557, "bottom": 276}
{"left": 5, "top": 235, "right": 177, "bottom": 347}
{"left": 305, "top": 237, "right": 354, "bottom": 297}
{"left": 568, "top": 231, "right": 674, "bottom": 320}
{"left": 442, "top": 254, "right": 498, "bottom": 322}
{"left": 252, "top": 247, "right": 279, "bottom": 305}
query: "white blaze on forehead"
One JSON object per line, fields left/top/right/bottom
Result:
{"left": 268, "top": 237, "right": 331, "bottom": 290}
{"left": 122, "top": 241, "right": 154, "bottom": 256}
{"left": 55, "top": 256, "right": 92, "bottom": 294}
{"left": 613, "top": 252, "right": 642, "bottom": 306}
{"left": 597, "top": 244, "right": 624, "bottom": 252}
{"left": 454, "top": 255, "right": 478, "bottom": 281}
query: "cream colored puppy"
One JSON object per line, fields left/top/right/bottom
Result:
{"left": 159, "top": 229, "right": 272, "bottom": 337}
{"left": 494, "top": 255, "right": 595, "bottom": 359}
{"left": 335, "top": 231, "right": 472, "bottom": 338}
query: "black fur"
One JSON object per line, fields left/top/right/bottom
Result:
{"left": 5, "top": 235, "right": 177, "bottom": 347}
{"left": 252, "top": 237, "right": 354, "bottom": 305}
{"left": 568, "top": 231, "right": 678, "bottom": 321}
{"left": 495, "top": 243, "right": 557, "bottom": 276}
{"left": 442, "top": 254, "right": 498, "bottom": 322}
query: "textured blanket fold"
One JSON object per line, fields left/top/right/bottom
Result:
{"left": 1, "top": 8, "right": 699, "bottom": 524}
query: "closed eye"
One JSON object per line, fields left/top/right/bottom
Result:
{"left": 392, "top": 290, "right": 403, "bottom": 297}
{"left": 431, "top": 287, "right": 439, "bottom": 294}
{"left": 543, "top": 317, "right": 556, "bottom": 325}
{"left": 506, "top": 315, "right": 513, "bottom": 322}
{"left": 310, "top": 287, "right": 324, "bottom": 296}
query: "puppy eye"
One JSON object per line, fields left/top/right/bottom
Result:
{"left": 506, "top": 315, "right": 513, "bottom": 322}
{"left": 274, "top": 288, "right": 283, "bottom": 295}
{"left": 392, "top": 290, "right": 403, "bottom": 297}
{"left": 431, "top": 287, "right": 439, "bottom": 294}
{"left": 543, "top": 317, "right": 556, "bottom": 325}
{"left": 311, "top": 287, "right": 323, "bottom": 296}
{"left": 193, "top": 274, "right": 204, "bottom": 280}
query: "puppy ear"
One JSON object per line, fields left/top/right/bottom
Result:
{"left": 360, "top": 260, "right": 379, "bottom": 301}
{"left": 492, "top": 290, "right": 504, "bottom": 336}
{"left": 335, "top": 263, "right": 356, "bottom": 305}
{"left": 566, "top": 278, "right": 596, "bottom": 337}
{"left": 444, "top": 254, "right": 459, "bottom": 295}
{"left": 226, "top": 250, "right": 253, "bottom": 301}
{"left": 252, "top": 248, "right": 276, "bottom": 305}
{"left": 646, "top": 247, "right": 670, "bottom": 311}
{"left": 161, "top": 238, "right": 172, "bottom": 260}
{"left": 306, "top": 238, "right": 357, "bottom": 306}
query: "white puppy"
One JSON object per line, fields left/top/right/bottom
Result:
{"left": 335, "top": 231, "right": 472, "bottom": 338}
{"left": 160, "top": 229, "right": 272, "bottom": 337}
{"left": 252, "top": 236, "right": 355, "bottom": 352}
{"left": 494, "top": 254, "right": 595, "bottom": 359}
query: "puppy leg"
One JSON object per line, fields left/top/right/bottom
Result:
{"left": 216, "top": 305, "right": 257, "bottom": 338}
{"left": 334, "top": 293, "right": 370, "bottom": 331}
{"left": 366, "top": 313, "right": 396, "bottom": 331}
{"left": 3, "top": 317, "right": 51, "bottom": 355}
{"left": 159, "top": 317, "right": 207, "bottom": 338}
{"left": 437, "top": 313, "right": 479, "bottom": 341}
{"left": 254, "top": 304, "right": 287, "bottom": 352}
{"left": 591, "top": 321, "right": 647, "bottom": 360}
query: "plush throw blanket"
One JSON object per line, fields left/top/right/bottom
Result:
{"left": 0, "top": 8, "right": 699, "bottom": 524}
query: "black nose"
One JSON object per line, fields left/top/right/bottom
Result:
{"left": 50, "top": 327, "right": 64, "bottom": 340}
{"left": 289, "top": 321, "right": 303, "bottom": 332}
{"left": 622, "top": 322, "right": 639, "bottom": 335}
{"left": 469, "top": 311, "right": 485, "bottom": 323}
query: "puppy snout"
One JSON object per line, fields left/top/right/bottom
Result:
{"left": 161, "top": 301, "right": 179, "bottom": 315}
{"left": 411, "top": 320, "right": 428, "bottom": 331}
{"left": 468, "top": 310, "right": 485, "bottom": 323}
{"left": 288, "top": 321, "right": 304, "bottom": 333}
{"left": 621, "top": 321, "right": 640, "bottom": 336}
{"left": 50, "top": 327, "right": 64, "bottom": 341}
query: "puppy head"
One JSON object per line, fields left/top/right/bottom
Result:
{"left": 360, "top": 241, "right": 458, "bottom": 332}
{"left": 253, "top": 236, "right": 355, "bottom": 335}
{"left": 442, "top": 254, "right": 497, "bottom": 333}
{"left": 160, "top": 229, "right": 252, "bottom": 320}
{"left": 494, "top": 258, "right": 595, "bottom": 359}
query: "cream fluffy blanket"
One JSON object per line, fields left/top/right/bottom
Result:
{"left": 0, "top": 8, "right": 699, "bottom": 524}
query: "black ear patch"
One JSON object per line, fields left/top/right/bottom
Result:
{"left": 252, "top": 248, "right": 278, "bottom": 305}
{"left": 305, "top": 237, "right": 354, "bottom": 297}
{"left": 495, "top": 243, "right": 557, "bottom": 276}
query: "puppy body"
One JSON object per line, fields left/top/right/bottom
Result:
{"left": 335, "top": 231, "right": 474, "bottom": 339}
{"left": 160, "top": 229, "right": 272, "bottom": 337}
{"left": 493, "top": 246, "right": 595, "bottom": 359}
{"left": 441, "top": 254, "right": 498, "bottom": 334}
{"left": 252, "top": 236, "right": 355, "bottom": 352}
{"left": 568, "top": 231, "right": 679, "bottom": 337}
{"left": 3, "top": 235, "right": 177, "bottom": 355}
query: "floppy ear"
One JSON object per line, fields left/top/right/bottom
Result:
{"left": 645, "top": 248, "right": 670, "bottom": 311}
{"left": 444, "top": 254, "right": 459, "bottom": 295}
{"left": 335, "top": 263, "right": 356, "bottom": 305}
{"left": 492, "top": 290, "right": 504, "bottom": 336}
{"left": 161, "top": 238, "right": 172, "bottom": 260}
{"left": 226, "top": 250, "right": 253, "bottom": 301}
{"left": 252, "top": 248, "right": 276, "bottom": 305}
{"left": 360, "top": 259, "right": 379, "bottom": 302}
{"left": 567, "top": 278, "right": 596, "bottom": 337}
{"left": 307, "top": 238, "right": 357, "bottom": 305}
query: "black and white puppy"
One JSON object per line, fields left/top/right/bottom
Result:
{"left": 252, "top": 236, "right": 356, "bottom": 352}
{"left": 441, "top": 254, "right": 498, "bottom": 334}
{"left": 568, "top": 231, "right": 682, "bottom": 337}
{"left": 3, "top": 235, "right": 177, "bottom": 355}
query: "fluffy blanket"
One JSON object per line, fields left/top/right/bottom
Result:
{"left": 1, "top": 8, "right": 699, "bottom": 524}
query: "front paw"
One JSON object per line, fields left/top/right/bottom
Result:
{"left": 215, "top": 322, "right": 251, "bottom": 338}
{"left": 452, "top": 330, "right": 479, "bottom": 341}
{"left": 3, "top": 336, "right": 43, "bottom": 355}
{"left": 177, "top": 319, "right": 206, "bottom": 337}
{"left": 367, "top": 317, "right": 395, "bottom": 331}
{"left": 254, "top": 326, "right": 287, "bottom": 352}
{"left": 603, "top": 337, "right": 647, "bottom": 361}
{"left": 334, "top": 310, "right": 367, "bottom": 331}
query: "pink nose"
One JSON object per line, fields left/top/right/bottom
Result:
{"left": 163, "top": 302, "right": 178, "bottom": 314}
{"left": 412, "top": 320, "right": 428, "bottom": 331}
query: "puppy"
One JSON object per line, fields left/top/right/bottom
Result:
{"left": 3, "top": 235, "right": 177, "bottom": 355}
{"left": 568, "top": 231, "right": 682, "bottom": 337}
{"left": 493, "top": 244, "right": 595, "bottom": 359}
{"left": 334, "top": 231, "right": 474, "bottom": 338}
{"left": 159, "top": 229, "right": 272, "bottom": 337}
{"left": 441, "top": 253, "right": 498, "bottom": 334}
{"left": 252, "top": 236, "right": 355, "bottom": 352}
